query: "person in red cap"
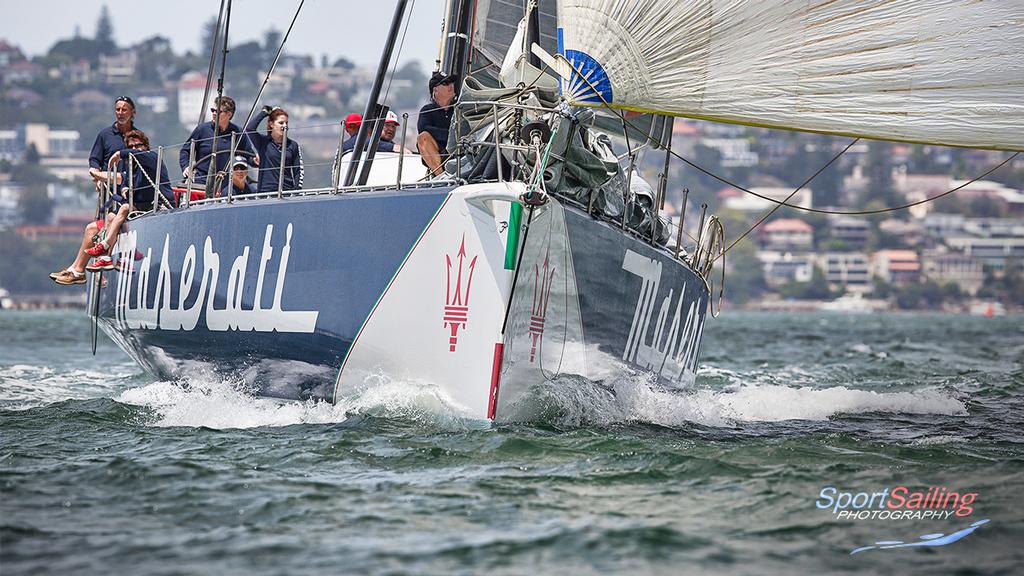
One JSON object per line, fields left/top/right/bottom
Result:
{"left": 341, "top": 113, "right": 362, "bottom": 152}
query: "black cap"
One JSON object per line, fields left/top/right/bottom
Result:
{"left": 428, "top": 71, "right": 457, "bottom": 95}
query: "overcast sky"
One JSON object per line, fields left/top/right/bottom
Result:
{"left": 3, "top": 0, "right": 446, "bottom": 70}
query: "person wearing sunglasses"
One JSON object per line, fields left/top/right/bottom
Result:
{"left": 179, "top": 95, "right": 249, "bottom": 189}
{"left": 51, "top": 130, "right": 174, "bottom": 284}
{"left": 416, "top": 72, "right": 458, "bottom": 176}
{"left": 227, "top": 155, "right": 256, "bottom": 196}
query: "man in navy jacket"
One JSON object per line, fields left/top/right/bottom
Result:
{"left": 179, "top": 95, "right": 248, "bottom": 189}
{"left": 88, "top": 96, "right": 138, "bottom": 185}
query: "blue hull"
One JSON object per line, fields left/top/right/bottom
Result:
{"left": 95, "top": 187, "right": 453, "bottom": 401}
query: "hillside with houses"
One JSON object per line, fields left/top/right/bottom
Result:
{"left": 0, "top": 8, "right": 1022, "bottom": 311}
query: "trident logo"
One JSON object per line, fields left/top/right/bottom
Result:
{"left": 529, "top": 252, "right": 556, "bottom": 362}
{"left": 444, "top": 234, "right": 478, "bottom": 352}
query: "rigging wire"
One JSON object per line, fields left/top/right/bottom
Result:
{"left": 197, "top": 0, "right": 227, "bottom": 128}
{"left": 241, "top": 0, "right": 306, "bottom": 136}
{"left": 380, "top": 0, "right": 417, "bottom": 108}
{"left": 720, "top": 137, "right": 860, "bottom": 260}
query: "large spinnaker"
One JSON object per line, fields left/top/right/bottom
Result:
{"left": 557, "top": 0, "right": 1024, "bottom": 151}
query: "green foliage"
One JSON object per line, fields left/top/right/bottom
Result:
{"left": 967, "top": 196, "right": 1006, "bottom": 218}
{"left": 724, "top": 240, "right": 766, "bottom": 304}
{"left": 47, "top": 37, "right": 107, "bottom": 66}
{"left": 263, "top": 29, "right": 283, "bottom": 66}
{"left": 18, "top": 185, "right": 55, "bottom": 225}
{"left": 95, "top": 4, "right": 116, "bottom": 53}
{"left": 862, "top": 140, "right": 896, "bottom": 207}
{"left": 201, "top": 17, "right": 220, "bottom": 60}
{"left": 872, "top": 278, "right": 892, "bottom": 299}
{"left": 0, "top": 230, "right": 78, "bottom": 293}
{"left": 778, "top": 266, "right": 833, "bottom": 300}
{"left": 891, "top": 279, "right": 967, "bottom": 310}
{"left": 24, "top": 143, "right": 40, "bottom": 165}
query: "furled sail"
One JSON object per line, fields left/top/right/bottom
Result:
{"left": 557, "top": 0, "right": 1024, "bottom": 151}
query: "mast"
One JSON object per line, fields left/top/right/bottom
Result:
{"left": 209, "top": 0, "right": 232, "bottom": 194}
{"left": 442, "top": 0, "right": 474, "bottom": 85}
{"left": 343, "top": 0, "right": 410, "bottom": 187}
{"left": 526, "top": 0, "right": 541, "bottom": 69}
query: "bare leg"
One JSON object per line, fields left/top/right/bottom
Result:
{"left": 70, "top": 221, "right": 101, "bottom": 273}
{"left": 417, "top": 132, "right": 444, "bottom": 176}
{"left": 98, "top": 205, "right": 130, "bottom": 248}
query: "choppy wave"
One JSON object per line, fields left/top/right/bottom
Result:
{"left": 0, "top": 363, "right": 136, "bottom": 410}
{"left": 499, "top": 373, "right": 967, "bottom": 428}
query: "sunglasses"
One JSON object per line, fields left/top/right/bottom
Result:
{"left": 210, "top": 108, "right": 232, "bottom": 114}
{"left": 232, "top": 165, "right": 247, "bottom": 171}
{"left": 126, "top": 141, "right": 144, "bottom": 149}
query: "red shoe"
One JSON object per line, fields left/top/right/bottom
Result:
{"left": 86, "top": 257, "right": 114, "bottom": 272}
{"left": 85, "top": 241, "right": 109, "bottom": 257}
{"left": 115, "top": 259, "right": 135, "bottom": 273}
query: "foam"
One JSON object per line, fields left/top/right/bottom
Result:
{"left": 115, "top": 375, "right": 485, "bottom": 430}
{"left": 502, "top": 373, "right": 968, "bottom": 427}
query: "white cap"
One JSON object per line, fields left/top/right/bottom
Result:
{"left": 385, "top": 110, "right": 400, "bottom": 125}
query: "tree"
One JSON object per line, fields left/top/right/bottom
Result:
{"left": 778, "top": 266, "right": 833, "bottom": 300}
{"left": 18, "top": 185, "right": 54, "bottom": 225}
{"left": 47, "top": 37, "right": 106, "bottom": 66}
{"left": 967, "top": 196, "right": 1005, "bottom": 218}
{"left": 201, "top": 17, "right": 220, "bottom": 61}
{"left": 24, "top": 143, "right": 40, "bottom": 165}
{"left": 724, "top": 241, "right": 766, "bottom": 304}
{"left": 263, "top": 28, "right": 283, "bottom": 67}
{"left": 95, "top": 4, "right": 116, "bottom": 53}
{"left": 229, "top": 40, "right": 265, "bottom": 71}
{"left": 0, "top": 229, "right": 77, "bottom": 293}
{"left": 807, "top": 135, "right": 843, "bottom": 207}
{"left": 862, "top": 140, "right": 896, "bottom": 208}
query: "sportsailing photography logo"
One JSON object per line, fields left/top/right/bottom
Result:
{"left": 817, "top": 485, "right": 978, "bottom": 521}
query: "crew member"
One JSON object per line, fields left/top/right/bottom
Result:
{"left": 417, "top": 72, "right": 457, "bottom": 176}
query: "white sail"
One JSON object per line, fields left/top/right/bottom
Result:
{"left": 557, "top": 0, "right": 1024, "bottom": 151}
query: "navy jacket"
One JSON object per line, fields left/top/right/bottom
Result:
{"left": 245, "top": 110, "right": 303, "bottom": 193}
{"left": 179, "top": 121, "right": 247, "bottom": 184}
{"left": 417, "top": 101, "right": 454, "bottom": 151}
{"left": 227, "top": 179, "right": 257, "bottom": 196}
{"left": 119, "top": 150, "right": 174, "bottom": 207}
{"left": 89, "top": 122, "right": 136, "bottom": 169}
{"left": 342, "top": 134, "right": 399, "bottom": 153}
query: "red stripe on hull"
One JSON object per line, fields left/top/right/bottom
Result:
{"left": 487, "top": 342, "right": 504, "bottom": 420}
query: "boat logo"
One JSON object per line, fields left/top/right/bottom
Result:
{"left": 528, "top": 251, "right": 556, "bottom": 363}
{"left": 443, "top": 234, "right": 477, "bottom": 352}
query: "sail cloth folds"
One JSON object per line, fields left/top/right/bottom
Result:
{"left": 557, "top": 0, "right": 1024, "bottom": 151}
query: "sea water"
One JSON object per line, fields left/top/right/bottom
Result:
{"left": 1, "top": 310, "right": 1021, "bottom": 574}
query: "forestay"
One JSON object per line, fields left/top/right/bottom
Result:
{"left": 557, "top": 0, "right": 1024, "bottom": 151}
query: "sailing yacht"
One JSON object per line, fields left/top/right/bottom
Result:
{"left": 89, "top": 0, "right": 1022, "bottom": 421}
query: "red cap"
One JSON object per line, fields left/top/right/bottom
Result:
{"left": 344, "top": 113, "right": 362, "bottom": 129}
